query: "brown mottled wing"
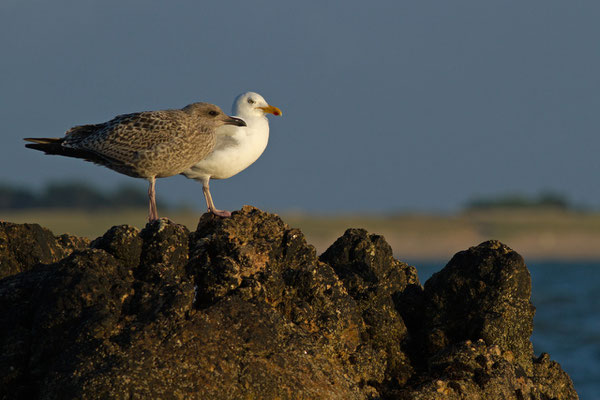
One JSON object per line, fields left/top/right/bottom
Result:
{"left": 64, "top": 111, "right": 180, "bottom": 158}
{"left": 64, "top": 123, "right": 106, "bottom": 139}
{"left": 62, "top": 110, "right": 216, "bottom": 177}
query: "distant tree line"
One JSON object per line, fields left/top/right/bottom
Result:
{"left": 0, "top": 182, "right": 154, "bottom": 210}
{"left": 464, "top": 191, "right": 570, "bottom": 211}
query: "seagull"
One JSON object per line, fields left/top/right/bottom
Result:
{"left": 182, "top": 92, "right": 282, "bottom": 217}
{"left": 24, "top": 102, "right": 246, "bottom": 222}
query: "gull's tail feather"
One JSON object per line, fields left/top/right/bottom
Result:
{"left": 24, "top": 137, "right": 110, "bottom": 167}
{"left": 24, "top": 137, "right": 66, "bottom": 155}
{"left": 24, "top": 137, "right": 62, "bottom": 144}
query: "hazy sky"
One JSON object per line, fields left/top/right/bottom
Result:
{"left": 1, "top": 1, "right": 598, "bottom": 213}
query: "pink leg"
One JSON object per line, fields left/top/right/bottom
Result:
{"left": 202, "top": 179, "right": 231, "bottom": 217}
{"left": 148, "top": 177, "right": 159, "bottom": 221}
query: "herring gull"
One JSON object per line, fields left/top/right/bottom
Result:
{"left": 182, "top": 92, "right": 281, "bottom": 217}
{"left": 25, "top": 102, "right": 246, "bottom": 221}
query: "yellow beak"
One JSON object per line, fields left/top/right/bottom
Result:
{"left": 258, "top": 104, "right": 282, "bottom": 116}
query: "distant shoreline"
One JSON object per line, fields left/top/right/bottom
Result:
{"left": 2, "top": 208, "right": 599, "bottom": 263}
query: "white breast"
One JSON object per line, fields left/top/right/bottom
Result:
{"left": 182, "top": 115, "right": 269, "bottom": 181}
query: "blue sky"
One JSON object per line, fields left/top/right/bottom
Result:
{"left": 2, "top": 1, "right": 599, "bottom": 213}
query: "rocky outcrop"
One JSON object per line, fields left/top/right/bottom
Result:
{"left": 0, "top": 206, "right": 578, "bottom": 399}
{"left": 0, "top": 221, "right": 89, "bottom": 279}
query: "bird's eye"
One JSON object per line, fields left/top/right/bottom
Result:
{"left": 208, "top": 110, "right": 219, "bottom": 116}
{"left": 247, "top": 98, "right": 255, "bottom": 104}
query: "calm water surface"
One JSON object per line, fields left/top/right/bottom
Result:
{"left": 413, "top": 261, "right": 600, "bottom": 400}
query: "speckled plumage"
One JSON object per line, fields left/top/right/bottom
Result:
{"left": 25, "top": 102, "right": 246, "bottom": 221}
{"left": 33, "top": 103, "right": 231, "bottom": 178}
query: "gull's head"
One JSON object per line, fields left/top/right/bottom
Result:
{"left": 183, "top": 102, "right": 246, "bottom": 127}
{"left": 232, "top": 92, "right": 282, "bottom": 119}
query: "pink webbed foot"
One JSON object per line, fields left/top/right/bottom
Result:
{"left": 209, "top": 208, "right": 232, "bottom": 218}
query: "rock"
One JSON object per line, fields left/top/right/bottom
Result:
{"left": 90, "top": 225, "right": 142, "bottom": 268}
{"left": 420, "top": 240, "right": 535, "bottom": 374}
{"left": 532, "top": 353, "right": 579, "bottom": 400}
{"left": 188, "top": 207, "right": 384, "bottom": 395}
{"left": 0, "top": 208, "right": 578, "bottom": 399}
{"left": 320, "top": 228, "right": 420, "bottom": 392}
{"left": 0, "top": 221, "right": 89, "bottom": 279}
{"left": 395, "top": 339, "right": 577, "bottom": 400}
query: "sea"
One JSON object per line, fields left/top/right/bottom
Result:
{"left": 414, "top": 261, "right": 600, "bottom": 400}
